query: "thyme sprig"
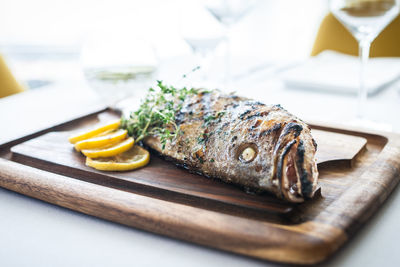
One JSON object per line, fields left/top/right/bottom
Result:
{"left": 120, "top": 80, "right": 199, "bottom": 149}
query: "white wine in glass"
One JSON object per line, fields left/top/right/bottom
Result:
{"left": 330, "top": 0, "right": 399, "bottom": 124}
{"left": 81, "top": 32, "right": 158, "bottom": 108}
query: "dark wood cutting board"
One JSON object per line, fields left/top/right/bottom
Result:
{"left": 9, "top": 128, "right": 366, "bottom": 217}
{"left": 1, "top": 110, "right": 400, "bottom": 264}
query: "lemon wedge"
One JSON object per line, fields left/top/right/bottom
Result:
{"left": 86, "top": 145, "right": 150, "bottom": 171}
{"left": 74, "top": 129, "right": 127, "bottom": 151}
{"left": 68, "top": 120, "right": 120, "bottom": 144}
{"left": 81, "top": 137, "right": 134, "bottom": 158}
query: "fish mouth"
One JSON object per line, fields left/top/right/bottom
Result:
{"left": 272, "top": 122, "right": 318, "bottom": 202}
{"left": 279, "top": 139, "right": 317, "bottom": 202}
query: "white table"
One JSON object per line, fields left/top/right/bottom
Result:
{"left": 1, "top": 77, "right": 400, "bottom": 267}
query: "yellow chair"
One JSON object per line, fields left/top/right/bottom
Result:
{"left": 311, "top": 13, "right": 400, "bottom": 57}
{"left": 0, "top": 54, "right": 25, "bottom": 98}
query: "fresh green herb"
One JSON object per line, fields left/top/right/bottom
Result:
{"left": 216, "top": 111, "right": 226, "bottom": 117}
{"left": 182, "top": 66, "right": 201, "bottom": 78}
{"left": 120, "top": 80, "right": 200, "bottom": 149}
{"left": 196, "top": 132, "right": 214, "bottom": 147}
{"left": 197, "top": 133, "right": 209, "bottom": 145}
{"left": 202, "top": 110, "right": 226, "bottom": 128}
{"left": 195, "top": 152, "right": 205, "bottom": 164}
{"left": 210, "top": 158, "right": 215, "bottom": 162}
{"left": 204, "top": 115, "right": 216, "bottom": 123}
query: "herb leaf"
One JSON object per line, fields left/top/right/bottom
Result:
{"left": 120, "top": 81, "right": 199, "bottom": 148}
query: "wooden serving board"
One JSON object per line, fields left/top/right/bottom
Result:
{"left": 1, "top": 110, "right": 400, "bottom": 264}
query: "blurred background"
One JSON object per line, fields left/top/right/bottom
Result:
{"left": 0, "top": 0, "right": 325, "bottom": 84}
{"left": 1, "top": 0, "right": 399, "bottom": 131}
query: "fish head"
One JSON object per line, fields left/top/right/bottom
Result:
{"left": 230, "top": 112, "right": 318, "bottom": 202}
{"left": 264, "top": 121, "right": 319, "bottom": 202}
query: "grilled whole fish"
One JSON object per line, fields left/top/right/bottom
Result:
{"left": 144, "top": 91, "right": 318, "bottom": 202}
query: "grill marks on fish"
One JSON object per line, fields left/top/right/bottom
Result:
{"left": 239, "top": 109, "right": 252, "bottom": 120}
{"left": 199, "top": 91, "right": 213, "bottom": 114}
{"left": 276, "top": 139, "right": 297, "bottom": 181}
{"left": 251, "top": 120, "right": 262, "bottom": 130}
{"left": 175, "top": 91, "right": 217, "bottom": 125}
{"left": 144, "top": 91, "right": 318, "bottom": 202}
{"left": 259, "top": 122, "right": 282, "bottom": 138}
{"left": 296, "top": 140, "right": 313, "bottom": 197}
{"left": 270, "top": 122, "right": 306, "bottom": 197}
{"left": 282, "top": 122, "right": 303, "bottom": 138}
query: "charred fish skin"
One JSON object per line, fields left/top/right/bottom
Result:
{"left": 145, "top": 91, "right": 318, "bottom": 203}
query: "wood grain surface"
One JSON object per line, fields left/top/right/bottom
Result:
{"left": 1, "top": 111, "right": 400, "bottom": 264}
{"left": 9, "top": 128, "right": 366, "bottom": 217}
{"left": 312, "top": 129, "right": 367, "bottom": 167}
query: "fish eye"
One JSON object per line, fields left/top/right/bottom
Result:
{"left": 237, "top": 144, "right": 258, "bottom": 163}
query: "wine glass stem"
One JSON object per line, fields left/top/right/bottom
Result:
{"left": 224, "top": 27, "right": 232, "bottom": 89}
{"left": 195, "top": 50, "right": 211, "bottom": 82}
{"left": 357, "top": 40, "right": 371, "bottom": 119}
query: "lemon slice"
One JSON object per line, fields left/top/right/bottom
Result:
{"left": 81, "top": 137, "right": 135, "bottom": 158}
{"left": 86, "top": 145, "right": 150, "bottom": 171}
{"left": 74, "top": 129, "right": 127, "bottom": 151}
{"left": 68, "top": 120, "right": 120, "bottom": 144}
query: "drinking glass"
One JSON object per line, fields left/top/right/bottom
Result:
{"left": 179, "top": 2, "right": 224, "bottom": 84}
{"left": 330, "top": 0, "right": 400, "bottom": 122}
{"left": 81, "top": 31, "right": 158, "bottom": 108}
{"left": 203, "top": 0, "right": 259, "bottom": 87}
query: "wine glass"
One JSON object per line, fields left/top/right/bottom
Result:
{"left": 179, "top": 2, "right": 224, "bottom": 86}
{"left": 81, "top": 30, "right": 158, "bottom": 109}
{"left": 330, "top": 0, "right": 400, "bottom": 124}
{"left": 203, "top": 0, "right": 259, "bottom": 87}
